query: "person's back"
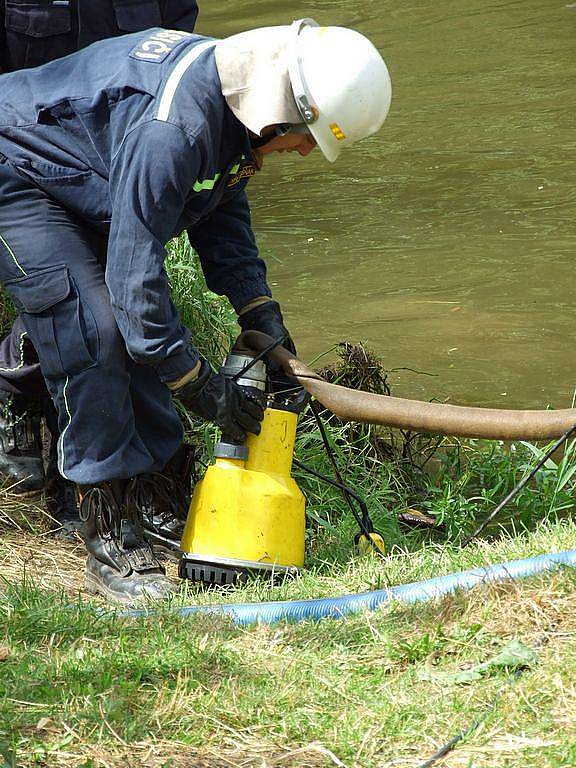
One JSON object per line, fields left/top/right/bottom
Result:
{"left": 0, "top": 29, "right": 243, "bottom": 232}
{"left": 0, "top": 29, "right": 205, "bottom": 164}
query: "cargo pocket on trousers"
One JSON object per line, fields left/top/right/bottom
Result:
{"left": 5, "top": 265, "right": 97, "bottom": 380}
{"left": 4, "top": 1, "right": 73, "bottom": 69}
{"left": 113, "top": 0, "right": 162, "bottom": 32}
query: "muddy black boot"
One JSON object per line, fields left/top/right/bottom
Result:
{"left": 0, "top": 390, "right": 44, "bottom": 494}
{"left": 44, "top": 397, "right": 81, "bottom": 539}
{"left": 132, "top": 445, "right": 197, "bottom": 558}
{"left": 79, "top": 480, "right": 176, "bottom": 605}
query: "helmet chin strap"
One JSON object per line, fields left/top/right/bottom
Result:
{"left": 249, "top": 132, "right": 273, "bottom": 149}
{"left": 249, "top": 122, "right": 309, "bottom": 149}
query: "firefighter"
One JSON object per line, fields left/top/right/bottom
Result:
{"left": 0, "top": 20, "right": 391, "bottom": 601}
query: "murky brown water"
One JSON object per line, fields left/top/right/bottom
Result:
{"left": 200, "top": 1, "right": 576, "bottom": 409}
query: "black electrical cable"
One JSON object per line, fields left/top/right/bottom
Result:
{"left": 231, "top": 334, "right": 289, "bottom": 382}
{"left": 416, "top": 706, "right": 493, "bottom": 768}
{"left": 293, "top": 456, "right": 386, "bottom": 561}
{"left": 292, "top": 457, "right": 381, "bottom": 549}
{"left": 464, "top": 422, "right": 576, "bottom": 545}
{"left": 415, "top": 632, "right": 550, "bottom": 768}
{"left": 417, "top": 716, "right": 489, "bottom": 767}
{"left": 311, "top": 402, "right": 375, "bottom": 534}
{"left": 233, "top": 340, "right": 384, "bottom": 558}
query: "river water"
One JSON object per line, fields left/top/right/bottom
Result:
{"left": 200, "top": 1, "right": 576, "bottom": 409}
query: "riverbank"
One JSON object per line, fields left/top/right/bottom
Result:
{"left": 1, "top": 241, "right": 576, "bottom": 766}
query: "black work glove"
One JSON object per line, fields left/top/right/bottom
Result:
{"left": 174, "top": 360, "right": 264, "bottom": 443}
{"left": 238, "top": 300, "right": 298, "bottom": 392}
{"left": 238, "top": 300, "right": 296, "bottom": 355}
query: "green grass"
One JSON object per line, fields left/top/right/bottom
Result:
{"left": 165, "top": 237, "right": 236, "bottom": 369}
{"left": 1, "top": 522, "right": 576, "bottom": 767}
{"left": 0, "top": 287, "right": 16, "bottom": 338}
{"left": 2, "top": 237, "right": 576, "bottom": 767}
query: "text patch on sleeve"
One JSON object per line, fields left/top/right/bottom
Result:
{"left": 129, "top": 30, "right": 193, "bottom": 63}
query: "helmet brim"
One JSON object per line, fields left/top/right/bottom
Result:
{"left": 308, "top": 122, "right": 341, "bottom": 163}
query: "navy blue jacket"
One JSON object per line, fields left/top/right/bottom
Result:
{"left": 0, "top": 0, "right": 199, "bottom": 72}
{"left": 0, "top": 30, "right": 271, "bottom": 382}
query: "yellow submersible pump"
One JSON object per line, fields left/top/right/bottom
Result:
{"left": 178, "top": 352, "right": 307, "bottom": 586}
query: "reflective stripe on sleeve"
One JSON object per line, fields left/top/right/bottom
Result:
{"left": 156, "top": 40, "right": 217, "bottom": 122}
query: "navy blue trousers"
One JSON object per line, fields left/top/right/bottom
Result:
{"left": 0, "top": 158, "right": 183, "bottom": 483}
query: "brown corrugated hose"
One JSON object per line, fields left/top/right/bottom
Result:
{"left": 236, "top": 331, "right": 576, "bottom": 441}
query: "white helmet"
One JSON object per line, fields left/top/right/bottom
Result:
{"left": 287, "top": 19, "right": 392, "bottom": 162}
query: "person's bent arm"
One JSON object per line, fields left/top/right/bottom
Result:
{"left": 107, "top": 122, "right": 265, "bottom": 436}
{"left": 107, "top": 120, "right": 201, "bottom": 382}
{"left": 187, "top": 189, "right": 272, "bottom": 313}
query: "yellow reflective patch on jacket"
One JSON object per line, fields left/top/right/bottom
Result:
{"left": 193, "top": 173, "right": 221, "bottom": 192}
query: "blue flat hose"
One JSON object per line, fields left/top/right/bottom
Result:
{"left": 123, "top": 550, "right": 576, "bottom": 626}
